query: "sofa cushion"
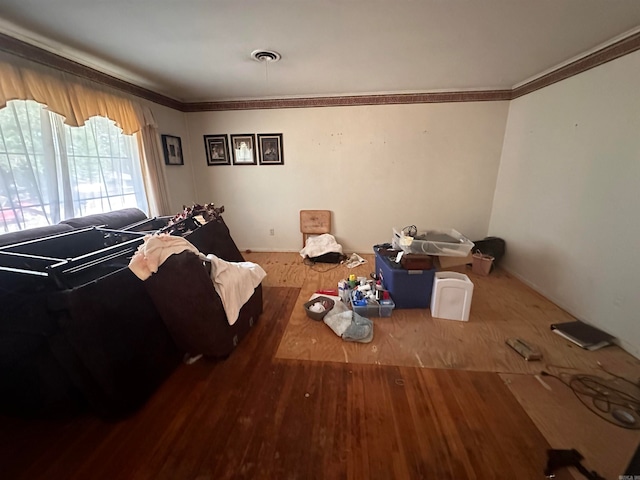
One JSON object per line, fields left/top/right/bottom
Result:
{"left": 59, "top": 208, "right": 148, "bottom": 230}
{"left": 0, "top": 224, "right": 74, "bottom": 248}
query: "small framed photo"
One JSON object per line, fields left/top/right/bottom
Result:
{"left": 161, "top": 134, "right": 184, "bottom": 165}
{"left": 204, "top": 134, "right": 230, "bottom": 166}
{"left": 257, "top": 134, "right": 284, "bottom": 165}
{"left": 230, "top": 134, "right": 257, "bottom": 165}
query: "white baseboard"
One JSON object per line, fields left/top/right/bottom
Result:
{"left": 501, "top": 265, "right": 640, "bottom": 360}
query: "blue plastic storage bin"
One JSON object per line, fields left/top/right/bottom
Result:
{"left": 375, "top": 252, "right": 436, "bottom": 309}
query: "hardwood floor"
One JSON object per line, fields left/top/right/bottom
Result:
{"left": 1, "top": 286, "right": 568, "bottom": 479}
{"left": 247, "top": 251, "right": 640, "bottom": 479}
{"left": 2, "top": 250, "right": 639, "bottom": 479}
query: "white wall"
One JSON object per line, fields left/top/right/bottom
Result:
{"left": 490, "top": 51, "right": 640, "bottom": 356}
{"left": 146, "top": 49, "right": 640, "bottom": 356}
{"left": 148, "top": 50, "right": 640, "bottom": 356}
{"left": 186, "top": 102, "right": 509, "bottom": 253}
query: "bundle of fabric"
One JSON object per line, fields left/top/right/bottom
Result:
{"left": 322, "top": 299, "right": 373, "bottom": 343}
{"left": 203, "top": 253, "right": 266, "bottom": 325}
{"left": 299, "top": 233, "right": 346, "bottom": 264}
{"left": 128, "top": 234, "right": 265, "bottom": 325}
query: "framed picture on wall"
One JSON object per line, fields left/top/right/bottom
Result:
{"left": 257, "top": 134, "right": 284, "bottom": 165}
{"left": 161, "top": 134, "right": 184, "bottom": 165}
{"left": 204, "top": 134, "right": 230, "bottom": 166}
{"left": 230, "top": 134, "right": 257, "bottom": 165}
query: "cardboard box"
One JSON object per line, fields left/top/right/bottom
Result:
{"left": 400, "top": 253, "right": 434, "bottom": 270}
{"left": 435, "top": 252, "right": 473, "bottom": 271}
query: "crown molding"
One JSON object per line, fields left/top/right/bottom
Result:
{"left": 2, "top": 30, "right": 640, "bottom": 112}
{"left": 0, "top": 32, "right": 184, "bottom": 111}
{"left": 512, "top": 30, "right": 640, "bottom": 99}
{"left": 183, "top": 90, "right": 512, "bottom": 112}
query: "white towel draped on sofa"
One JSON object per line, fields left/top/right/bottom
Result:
{"left": 205, "top": 254, "right": 266, "bottom": 325}
{"left": 129, "top": 234, "right": 200, "bottom": 280}
{"left": 128, "top": 234, "right": 266, "bottom": 325}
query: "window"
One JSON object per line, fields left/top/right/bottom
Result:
{"left": 0, "top": 100, "right": 148, "bottom": 232}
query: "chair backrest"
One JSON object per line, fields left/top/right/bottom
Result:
{"left": 299, "top": 210, "right": 331, "bottom": 247}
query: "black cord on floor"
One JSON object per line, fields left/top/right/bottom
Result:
{"left": 302, "top": 257, "right": 342, "bottom": 272}
{"left": 541, "top": 364, "right": 640, "bottom": 430}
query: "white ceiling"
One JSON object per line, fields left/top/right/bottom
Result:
{"left": 1, "top": 0, "right": 640, "bottom": 103}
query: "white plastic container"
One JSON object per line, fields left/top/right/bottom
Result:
{"left": 392, "top": 227, "right": 474, "bottom": 257}
{"left": 430, "top": 272, "right": 474, "bottom": 321}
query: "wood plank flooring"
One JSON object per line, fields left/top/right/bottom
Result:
{"left": 259, "top": 253, "right": 640, "bottom": 377}
{"left": 1, "top": 286, "right": 569, "bottom": 480}
{"left": 3, "top": 249, "right": 640, "bottom": 480}
{"left": 501, "top": 372, "right": 640, "bottom": 480}
{"left": 247, "top": 251, "right": 640, "bottom": 479}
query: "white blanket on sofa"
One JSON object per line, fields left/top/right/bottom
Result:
{"left": 128, "top": 234, "right": 266, "bottom": 325}
{"left": 205, "top": 253, "right": 266, "bottom": 325}
{"left": 129, "top": 234, "right": 200, "bottom": 281}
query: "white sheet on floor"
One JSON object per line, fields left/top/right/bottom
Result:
{"left": 206, "top": 253, "right": 267, "bottom": 325}
{"left": 299, "top": 233, "right": 343, "bottom": 258}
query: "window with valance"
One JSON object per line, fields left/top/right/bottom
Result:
{"left": 0, "top": 51, "right": 171, "bottom": 232}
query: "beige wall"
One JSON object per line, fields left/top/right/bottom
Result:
{"left": 144, "top": 101, "right": 194, "bottom": 214}
{"left": 490, "top": 50, "right": 640, "bottom": 356}
{"left": 150, "top": 51, "right": 640, "bottom": 356}
{"left": 185, "top": 102, "right": 509, "bottom": 252}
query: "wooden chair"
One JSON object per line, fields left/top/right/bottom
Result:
{"left": 299, "top": 210, "right": 331, "bottom": 247}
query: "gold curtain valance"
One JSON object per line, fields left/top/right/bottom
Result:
{"left": 0, "top": 51, "right": 155, "bottom": 135}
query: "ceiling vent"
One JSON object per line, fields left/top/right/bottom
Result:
{"left": 251, "top": 50, "right": 281, "bottom": 63}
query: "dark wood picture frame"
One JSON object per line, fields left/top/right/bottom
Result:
{"left": 161, "top": 134, "right": 184, "bottom": 165}
{"left": 204, "top": 134, "right": 231, "bottom": 166}
{"left": 257, "top": 133, "right": 284, "bottom": 165}
{"left": 230, "top": 134, "right": 257, "bottom": 165}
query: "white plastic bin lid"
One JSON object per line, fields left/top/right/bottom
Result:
{"left": 434, "top": 271, "right": 473, "bottom": 283}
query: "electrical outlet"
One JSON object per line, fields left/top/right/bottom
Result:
{"left": 269, "top": 228, "right": 275, "bottom": 236}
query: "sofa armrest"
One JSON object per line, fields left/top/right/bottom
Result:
{"left": 185, "top": 218, "right": 245, "bottom": 262}
{"left": 144, "top": 251, "right": 262, "bottom": 357}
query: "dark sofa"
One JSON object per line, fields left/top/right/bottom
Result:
{"left": 0, "top": 208, "right": 262, "bottom": 417}
{"left": 0, "top": 208, "right": 149, "bottom": 248}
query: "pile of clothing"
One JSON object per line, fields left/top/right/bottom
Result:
{"left": 305, "top": 293, "right": 373, "bottom": 343}
{"left": 299, "top": 234, "right": 346, "bottom": 264}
